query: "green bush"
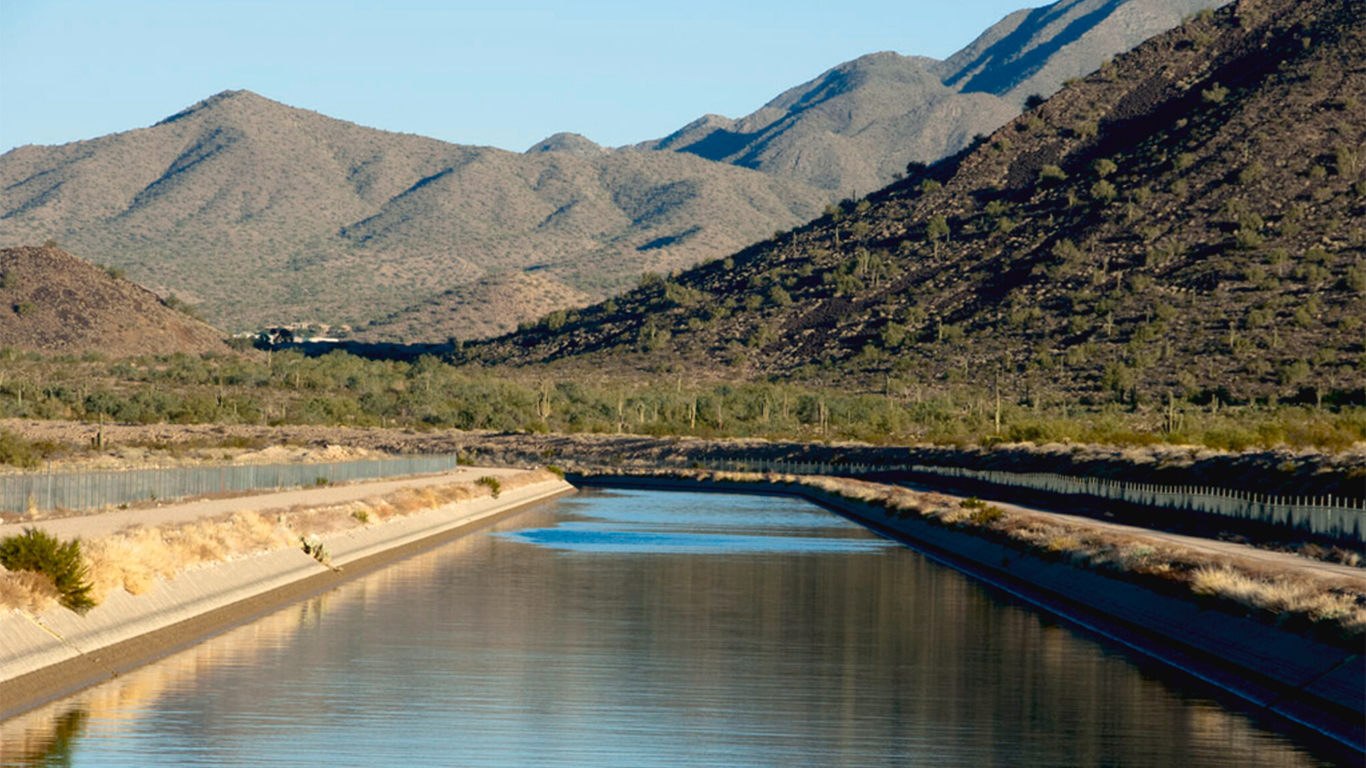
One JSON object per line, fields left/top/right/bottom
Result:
{"left": 477, "top": 476, "right": 502, "bottom": 498}
{"left": 0, "top": 429, "right": 42, "bottom": 469}
{"left": 0, "top": 528, "right": 96, "bottom": 613}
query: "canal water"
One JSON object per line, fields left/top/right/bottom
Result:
{"left": 0, "top": 489, "right": 1341, "bottom": 767}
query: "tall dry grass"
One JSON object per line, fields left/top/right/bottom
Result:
{"left": 0, "top": 564, "right": 60, "bottom": 613}
{"left": 1, "top": 469, "right": 559, "bottom": 613}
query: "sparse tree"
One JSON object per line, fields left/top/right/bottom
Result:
{"left": 926, "top": 216, "right": 950, "bottom": 257}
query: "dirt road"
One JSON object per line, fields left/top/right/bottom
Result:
{"left": 950, "top": 487, "right": 1366, "bottom": 584}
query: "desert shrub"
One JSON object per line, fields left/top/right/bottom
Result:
{"left": 1237, "top": 162, "right": 1266, "bottom": 185}
{"left": 1201, "top": 83, "right": 1229, "bottom": 103}
{"left": 1091, "top": 180, "right": 1118, "bottom": 202}
{"left": 477, "top": 476, "right": 502, "bottom": 498}
{"left": 0, "top": 528, "right": 95, "bottom": 613}
{"left": 1039, "top": 165, "right": 1068, "bottom": 184}
{"left": 0, "top": 429, "right": 42, "bottom": 469}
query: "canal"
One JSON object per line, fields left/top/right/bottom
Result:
{"left": 0, "top": 489, "right": 1342, "bottom": 766}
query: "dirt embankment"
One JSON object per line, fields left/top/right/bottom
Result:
{"left": 7, "top": 419, "right": 1359, "bottom": 499}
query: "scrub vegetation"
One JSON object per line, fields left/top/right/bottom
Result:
{"left": 0, "top": 350, "right": 1361, "bottom": 464}
{"left": 0, "top": 469, "right": 558, "bottom": 615}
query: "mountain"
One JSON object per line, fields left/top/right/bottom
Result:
{"left": 0, "top": 246, "right": 230, "bottom": 357}
{"left": 0, "top": 0, "right": 1230, "bottom": 343}
{"left": 478, "top": 0, "right": 1366, "bottom": 407}
{"left": 638, "top": 0, "right": 1227, "bottom": 195}
{"left": 0, "top": 91, "right": 826, "bottom": 333}
{"left": 352, "top": 270, "right": 592, "bottom": 343}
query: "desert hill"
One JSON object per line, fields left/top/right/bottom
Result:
{"left": 0, "top": 91, "right": 826, "bottom": 333}
{"left": 352, "top": 270, "right": 593, "bottom": 343}
{"left": 308, "top": 0, "right": 1230, "bottom": 342}
{"left": 637, "top": 0, "right": 1227, "bottom": 195}
{"left": 0, "top": 0, "right": 1229, "bottom": 345}
{"left": 478, "top": 0, "right": 1365, "bottom": 408}
{"left": 0, "top": 246, "right": 230, "bottom": 357}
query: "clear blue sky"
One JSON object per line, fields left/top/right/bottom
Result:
{"left": 0, "top": 0, "right": 1035, "bottom": 153}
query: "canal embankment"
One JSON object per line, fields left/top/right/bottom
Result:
{"left": 0, "top": 469, "right": 573, "bottom": 719}
{"left": 570, "top": 470, "right": 1366, "bottom": 753}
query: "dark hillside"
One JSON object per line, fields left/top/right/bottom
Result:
{"left": 0, "top": 246, "right": 230, "bottom": 358}
{"left": 478, "top": 0, "right": 1365, "bottom": 411}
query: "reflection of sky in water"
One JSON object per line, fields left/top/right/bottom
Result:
{"left": 503, "top": 526, "right": 891, "bottom": 554}
{"left": 500, "top": 489, "right": 889, "bottom": 555}
{"left": 2, "top": 488, "right": 1336, "bottom": 768}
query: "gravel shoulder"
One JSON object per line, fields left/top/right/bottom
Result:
{"left": 915, "top": 484, "right": 1366, "bottom": 584}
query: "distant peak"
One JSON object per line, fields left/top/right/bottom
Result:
{"left": 525, "top": 132, "right": 606, "bottom": 155}
{"left": 155, "top": 89, "right": 280, "bottom": 126}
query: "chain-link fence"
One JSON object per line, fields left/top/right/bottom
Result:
{"left": 5, "top": 451, "right": 1362, "bottom": 543}
{"left": 1, "top": 455, "right": 462, "bottom": 514}
{"left": 591, "top": 456, "right": 1366, "bottom": 544}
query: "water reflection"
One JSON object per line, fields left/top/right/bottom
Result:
{"left": 0, "top": 490, "right": 1341, "bottom": 767}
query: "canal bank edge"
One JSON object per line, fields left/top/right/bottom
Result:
{"left": 571, "top": 474, "right": 1365, "bottom": 754}
{"left": 0, "top": 475, "right": 575, "bottom": 720}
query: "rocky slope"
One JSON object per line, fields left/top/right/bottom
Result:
{"left": 480, "top": 0, "right": 1365, "bottom": 408}
{"left": 0, "top": 92, "right": 825, "bottom": 333}
{"left": 637, "top": 0, "right": 1228, "bottom": 195}
{"left": 0, "top": 246, "right": 230, "bottom": 357}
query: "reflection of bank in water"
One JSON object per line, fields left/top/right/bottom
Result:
{"left": 0, "top": 503, "right": 561, "bottom": 760}
{"left": 0, "top": 491, "right": 1341, "bottom": 767}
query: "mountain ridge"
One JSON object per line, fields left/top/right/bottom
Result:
{"left": 474, "top": 0, "right": 1365, "bottom": 409}
{"left": 0, "top": 90, "right": 826, "bottom": 332}
{"left": 0, "top": 0, "right": 1229, "bottom": 340}
{"left": 639, "top": 0, "right": 1227, "bottom": 195}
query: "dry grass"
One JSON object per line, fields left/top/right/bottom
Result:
{"left": 81, "top": 511, "right": 291, "bottom": 602}
{"left": 0, "top": 565, "right": 60, "bottom": 613}
{"left": 584, "top": 467, "right": 1366, "bottom": 644}
{"left": 1, "top": 469, "right": 558, "bottom": 613}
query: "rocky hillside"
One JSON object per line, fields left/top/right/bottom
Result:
{"left": 0, "top": 246, "right": 230, "bottom": 357}
{"left": 0, "top": 91, "right": 825, "bottom": 333}
{"left": 636, "top": 0, "right": 1227, "bottom": 195}
{"left": 351, "top": 270, "right": 592, "bottom": 343}
{"left": 480, "top": 0, "right": 1365, "bottom": 408}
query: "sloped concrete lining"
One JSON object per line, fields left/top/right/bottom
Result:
{"left": 571, "top": 474, "right": 1365, "bottom": 754}
{"left": 0, "top": 477, "right": 574, "bottom": 719}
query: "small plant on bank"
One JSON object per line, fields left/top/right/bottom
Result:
{"left": 477, "top": 476, "right": 502, "bottom": 498}
{"left": 300, "top": 534, "right": 330, "bottom": 565}
{"left": 545, "top": 465, "right": 565, "bottom": 478}
{"left": 0, "top": 528, "right": 96, "bottom": 613}
{"left": 351, "top": 509, "right": 370, "bottom": 524}
{"left": 314, "top": 476, "right": 330, "bottom": 486}
{"left": 959, "top": 497, "right": 1005, "bottom": 525}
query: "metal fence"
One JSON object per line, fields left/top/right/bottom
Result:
{"left": 623, "top": 456, "right": 1366, "bottom": 544}
{"left": 4, "top": 450, "right": 1362, "bottom": 543}
{"left": 0, "top": 455, "right": 462, "bottom": 514}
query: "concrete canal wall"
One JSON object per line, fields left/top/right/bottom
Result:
{"left": 0, "top": 476, "right": 574, "bottom": 719}
{"left": 572, "top": 474, "right": 1365, "bottom": 753}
